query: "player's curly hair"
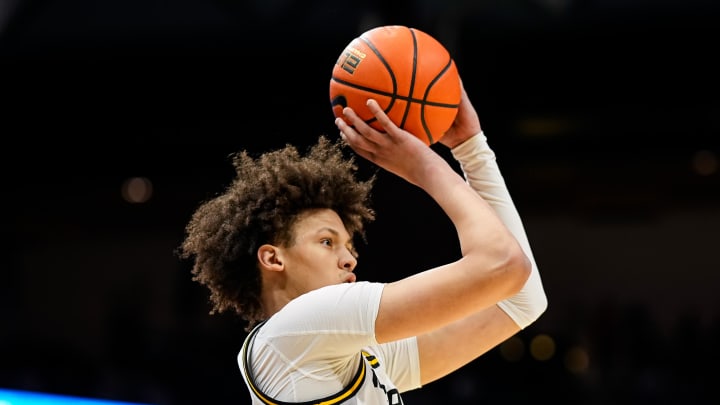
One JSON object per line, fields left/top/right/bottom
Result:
{"left": 178, "top": 136, "right": 376, "bottom": 330}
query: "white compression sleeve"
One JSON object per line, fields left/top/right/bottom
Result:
{"left": 450, "top": 132, "right": 547, "bottom": 329}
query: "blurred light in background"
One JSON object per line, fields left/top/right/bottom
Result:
{"left": 121, "top": 177, "right": 153, "bottom": 204}
{"left": 0, "top": 388, "right": 154, "bottom": 405}
{"left": 564, "top": 345, "right": 590, "bottom": 374}
{"left": 530, "top": 333, "right": 556, "bottom": 361}
{"left": 499, "top": 335, "right": 525, "bottom": 362}
{"left": 691, "top": 150, "right": 718, "bottom": 176}
{"left": 515, "top": 116, "right": 577, "bottom": 137}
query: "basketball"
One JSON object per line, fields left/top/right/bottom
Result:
{"left": 330, "top": 25, "right": 461, "bottom": 145}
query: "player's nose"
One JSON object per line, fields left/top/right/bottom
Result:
{"left": 339, "top": 248, "right": 357, "bottom": 271}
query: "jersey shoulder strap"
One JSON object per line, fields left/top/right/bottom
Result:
{"left": 240, "top": 321, "right": 367, "bottom": 405}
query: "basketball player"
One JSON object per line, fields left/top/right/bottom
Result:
{"left": 179, "top": 82, "right": 547, "bottom": 404}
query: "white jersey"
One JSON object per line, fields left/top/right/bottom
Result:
{"left": 238, "top": 281, "right": 422, "bottom": 404}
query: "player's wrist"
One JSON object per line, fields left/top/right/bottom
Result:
{"left": 450, "top": 131, "right": 487, "bottom": 157}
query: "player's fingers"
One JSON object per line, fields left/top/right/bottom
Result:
{"left": 341, "top": 106, "right": 384, "bottom": 144}
{"left": 365, "top": 99, "right": 400, "bottom": 138}
{"left": 365, "top": 99, "right": 429, "bottom": 152}
{"left": 336, "top": 107, "right": 374, "bottom": 145}
{"left": 335, "top": 116, "right": 376, "bottom": 160}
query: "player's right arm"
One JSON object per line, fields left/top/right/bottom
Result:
{"left": 335, "top": 101, "right": 531, "bottom": 344}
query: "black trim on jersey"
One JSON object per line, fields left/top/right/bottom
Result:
{"left": 241, "top": 321, "right": 367, "bottom": 405}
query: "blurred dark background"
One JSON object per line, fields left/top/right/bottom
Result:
{"left": 2, "top": 0, "right": 719, "bottom": 404}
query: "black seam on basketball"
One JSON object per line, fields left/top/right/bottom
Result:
{"left": 330, "top": 77, "right": 457, "bottom": 107}
{"left": 403, "top": 28, "right": 418, "bottom": 134}
{"left": 329, "top": 79, "right": 381, "bottom": 127}
{"left": 359, "top": 36, "right": 397, "bottom": 116}
{"left": 421, "top": 58, "right": 456, "bottom": 144}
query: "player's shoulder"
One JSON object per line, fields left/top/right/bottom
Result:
{"left": 298, "top": 281, "right": 384, "bottom": 303}
{"left": 266, "top": 281, "right": 386, "bottom": 333}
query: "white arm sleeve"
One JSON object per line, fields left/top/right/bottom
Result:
{"left": 450, "top": 132, "right": 548, "bottom": 329}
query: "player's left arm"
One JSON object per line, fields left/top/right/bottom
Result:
{"left": 417, "top": 131, "right": 548, "bottom": 385}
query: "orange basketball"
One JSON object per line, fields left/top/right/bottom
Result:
{"left": 330, "top": 25, "right": 461, "bottom": 145}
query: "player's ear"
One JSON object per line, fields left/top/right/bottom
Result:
{"left": 257, "top": 244, "right": 284, "bottom": 272}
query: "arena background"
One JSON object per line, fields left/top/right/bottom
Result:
{"left": 2, "top": 1, "right": 719, "bottom": 404}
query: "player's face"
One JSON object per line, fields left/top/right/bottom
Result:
{"left": 280, "top": 208, "right": 358, "bottom": 293}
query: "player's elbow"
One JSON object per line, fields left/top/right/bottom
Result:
{"left": 463, "top": 235, "right": 533, "bottom": 302}
{"left": 503, "top": 244, "right": 533, "bottom": 296}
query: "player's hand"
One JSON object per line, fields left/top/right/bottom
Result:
{"left": 439, "top": 80, "right": 482, "bottom": 149}
{"left": 336, "top": 99, "right": 447, "bottom": 187}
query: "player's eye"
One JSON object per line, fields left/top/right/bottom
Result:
{"left": 321, "top": 238, "right": 332, "bottom": 246}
